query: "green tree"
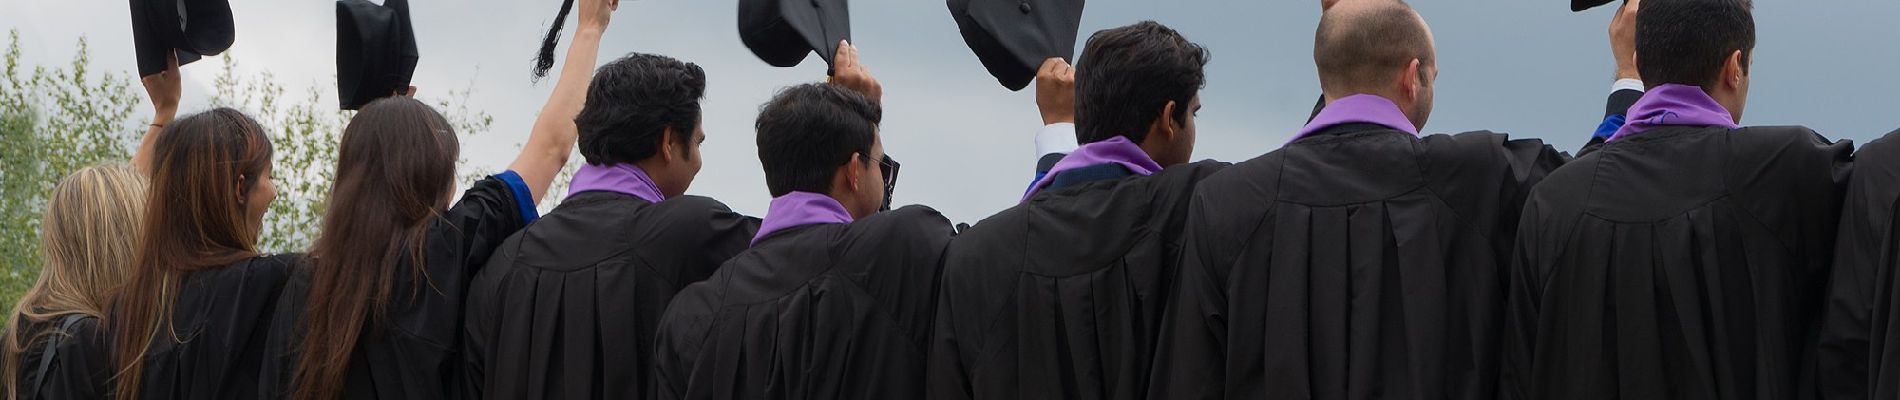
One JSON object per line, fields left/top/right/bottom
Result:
{"left": 0, "top": 30, "right": 140, "bottom": 307}
{"left": 0, "top": 29, "right": 562, "bottom": 306}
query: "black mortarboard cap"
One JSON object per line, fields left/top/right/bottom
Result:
{"left": 947, "top": 0, "right": 1085, "bottom": 91}
{"left": 129, "top": 0, "right": 237, "bottom": 77}
{"left": 336, "top": 0, "right": 420, "bottom": 110}
{"left": 737, "top": 0, "right": 852, "bottom": 69}
{"left": 1573, "top": 0, "right": 1617, "bottom": 12}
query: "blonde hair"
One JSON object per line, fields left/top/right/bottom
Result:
{"left": 0, "top": 165, "right": 147, "bottom": 399}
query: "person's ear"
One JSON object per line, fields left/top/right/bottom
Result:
{"left": 659, "top": 126, "right": 679, "bottom": 163}
{"left": 236, "top": 175, "right": 249, "bottom": 203}
{"left": 1400, "top": 59, "right": 1422, "bottom": 102}
{"left": 1723, "top": 49, "right": 1747, "bottom": 90}
{"left": 1153, "top": 100, "right": 1179, "bottom": 141}
{"left": 846, "top": 152, "right": 864, "bottom": 193}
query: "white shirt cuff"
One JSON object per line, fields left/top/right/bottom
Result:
{"left": 1612, "top": 78, "right": 1646, "bottom": 93}
{"left": 1036, "top": 123, "right": 1079, "bottom": 158}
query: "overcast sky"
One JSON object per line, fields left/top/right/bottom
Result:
{"left": 5, "top": 0, "right": 1897, "bottom": 223}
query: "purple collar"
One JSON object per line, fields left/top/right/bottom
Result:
{"left": 752, "top": 191, "right": 854, "bottom": 245}
{"left": 567, "top": 163, "right": 667, "bottom": 203}
{"left": 1290, "top": 94, "right": 1419, "bottom": 143}
{"left": 1022, "top": 136, "right": 1162, "bottom": 202}
{"left": 1608, "top": 84, "right": 1738, "bottom": 141}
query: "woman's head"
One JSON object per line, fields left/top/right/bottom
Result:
{"left": 1, "top": 165, "right": 145, "bottom": 399}
{"left": 292, "top": 96, "right": 459, "bottom": 400}
{"left": 113, "top": 107, "right": 274, "bottom": 400}
{"left": 36, "top": 165, "right": 148, "bottom": 316}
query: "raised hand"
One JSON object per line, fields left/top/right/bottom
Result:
{"left": 132, "top": 53, "right": 182, "bottom": 174}
{"left": 1035, "top": 57, "right": 1075, "bottom": 125}
{"left": 829, "top": 40, "right": 882, "bottom": 105}
{"left": 1610, "top": 0, "right": 1641, "bottom": 81}
{"left": 579, "top": 0, "right": 620, "bottom": 34}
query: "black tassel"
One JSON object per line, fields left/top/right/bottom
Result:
{"left": 531, "top": 0, "right": 577, "bottom": 81}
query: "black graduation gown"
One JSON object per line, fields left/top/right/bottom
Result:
{"left": 650, "top": 205, "right": 954, "bottom": 400}
{"left": 1501, "top": 125, "right": 1853, "bottom": 400}
{"left": 13, "top": 314, "right": 110, "bottom": 400}
{"left": 1817, "top": 128, "right": 1900, "bottom": 400}
{"left": 136, "top": 253, "right": 298, "bottom": 400}
{"left": 462, "top": 193, "right": 759, "bottom": 399}
{"left": 260, "top": 175, "right": 530, "bottom": 399}
{"left": 1147, "top": 126, "right": 1566, "bottom": 400}
{"left": 926, "top": 160, "right": 1227, "bottom": 400}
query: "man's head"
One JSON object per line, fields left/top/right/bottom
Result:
{"left": 1637, "top": 0, "right": 1755, "bottom": 122}
{"left": 575, "top": 53, "right": 708, "bottom": 198}
{"left": 755, "top": 83, "right": 887, "bottom": 219}
{"left": 1315, "top": 0, "right": 1436, "bottom": 130}
{"left": 1074, "top": 21, "right": 1209, "bottom": 166}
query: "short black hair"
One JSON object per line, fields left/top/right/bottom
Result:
{"left": 1636, "top": 0, "right": 1755, "bottom": 89}
{"left": 1075, "top": 21, "right": 1210, "bottom": 145}
{"left": 755, "top": 83, "right": 883, "bottom": 197}
{"left": 575, "top": 53, "right": 706, "bottom": 166}
{"left": 1314, "top": 1, "right": 1432, "bottom": 96}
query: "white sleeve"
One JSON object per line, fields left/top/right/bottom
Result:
{"left": 1036, "top": 123, "right": 1079, "bottom": 158}
{"left": 1611, "top": 78, "right": 1646, "bottom": 93}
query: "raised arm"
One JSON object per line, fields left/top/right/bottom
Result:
{"left": 508, "top": 0, "right": 619, "bottom": 204}
{"left": 132, "top": 54, "right": 181, "bottom": 175}
{"left": 1033, "top": 58, "right": 1078, "bottom": 179}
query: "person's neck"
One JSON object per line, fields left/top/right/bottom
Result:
{"left": 632, "top": 158, "right": 675, "bottom": 198}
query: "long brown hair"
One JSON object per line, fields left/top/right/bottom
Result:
{"left": 110, "top": 108, "right": 274, "bottom": 400}
{"left": 290, "top": 97, "right": 459, "bottom": 400}
{"left": 0, "top": 165, "right": 146, "bottom": 400}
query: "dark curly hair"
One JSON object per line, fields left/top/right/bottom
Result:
{"left": 1075, "top": 21, "right": 1210, "bottom": 145}
{"left": 754, "top": 83, "right": 883, "bottom": 197}
{"left": 574, "top": 53, "right": 707, "bottom": 166}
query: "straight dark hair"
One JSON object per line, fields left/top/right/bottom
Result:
{"left": 289, "top": 97, "right": 460, "bottom": 400}
{"left": 1636, "top": 0, "right": 1755, "bottom": 89}
{"left": 1074, "top": 21, "right": 1209, "bottom": 145}
{"left": 754, "top": 83, "right": 882, "bottom": 197}
{"left": 111, "top": 108, "right": 274, "bottom": 400}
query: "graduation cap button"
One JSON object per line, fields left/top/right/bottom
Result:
{"left": 1020, "top": 2, "right": 1032, "bottom": 14}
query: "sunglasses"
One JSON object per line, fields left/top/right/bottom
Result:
{"left": 878, "top": 154, "right": 900, "bottom": 211}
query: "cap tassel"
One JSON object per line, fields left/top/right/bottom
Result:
{"left": 531, "top": 0, "right": 577, "bottom": 81}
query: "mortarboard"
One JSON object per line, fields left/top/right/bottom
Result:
{"left": 336, "top": 0, "right": 420, "bottom": 110}
{"left": 737, "top": 0, "right": 852, "bottom": 70}
{"left": 129, "top": 0, "right": 237, "bottom": 77}
{"left": 947, "top": 0, "right": 1085, "bottom": 91}
{"left": 1573, "top": 0, "right": 1618, "bottom": 12}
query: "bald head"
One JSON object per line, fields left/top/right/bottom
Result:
{"left": 1314, "top": 0, "right": 1434, "bottom": 98}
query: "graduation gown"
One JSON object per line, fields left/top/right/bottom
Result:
{"left": 927, "top": 160, "right": 1227, "bottom": 400}
{"left": 462, "top": 193, "right": 759, "bottom": 399}
{"left": 12, "top": 314, "right": 110, "bottom": 400}
{"left": 260, "top": 174, "right": 532, "bottom": 399}
{"left": 1817, "top": 128, "right": 1900, "bottom": 400}
{"left": 135, "top": 253, "right": 298, "bottom": 400}
{"left": 650, "top": 205, "right": 954, "bottom": 400}
{"left": 1147, "top": 126, "right": 1565, "bottom": 400}
{"left": 1502, "top": 125, "right": 1853, "bottom": 400}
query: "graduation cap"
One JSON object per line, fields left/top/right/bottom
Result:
{"left": 737, "top": 0, "right": 852, "bottom": 70}
{"left": 336, "top": 0, "right": 419, "bottom": 110}
{"left": 947, "top": 0, "right": 1085, "bottom": 91}
{"left": 1572, "top": 0, "right": 1617, "bottom": 11}
{"left": 128, "top": 0, "right": 237, "bottom": 77}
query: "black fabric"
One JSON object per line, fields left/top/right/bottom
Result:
{"left": 927, "top": 160, "right": 1225, "bottom": 400}
{"left": 1572, "top": 0, "right": 1616, "bottom": 12}
{"left": 1501, "top": 125, "right": 1853, "bottom": 400}
{"left": 1044, "top": 163, "right": 1138, "bottom": 191}
{"left": 1605, "top": 88, "right": 1643, "bottom": 119}
{"left": 1036, "top": 153, "right": 1065, "bottom": 176}
{"left": 336, "top": 0, "right": 419, "bottom": 110}
{"left": 259, "top": 175, "right": 531, "bottom": 399}
{"left": 1817, "top": 128, "right": 1900, "bottom": 400}
{"left": 463, "top": 193, "right": 760, "bottom": 400}
{"left": 738, "top": 0, "right": 850, "bottom": 69}
{"left": 12, "top": 314, "right": 109, "bottom": 400}
{"left": 946, "top": 0, "right": 1085, "bottom": 91}
{"left": 1146, "top": 126, "right": 1564, "bottom": 400}
{"left": 652, "top": 206, "right": 955, "bottom": 399}
{"left": 129, "top": 0, "right": 236, "bottom": 76}
{"left": 134, "top": 253, "right": 298, "bottom": 400}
